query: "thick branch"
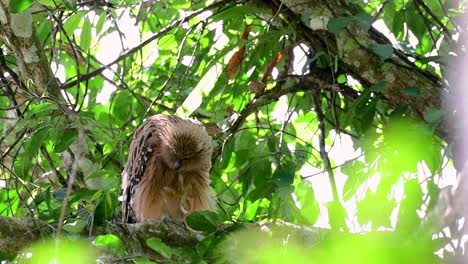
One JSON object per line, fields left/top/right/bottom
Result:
{"left": 0, "top": 215, "right": 438, "bottom": 262}
{"left": 273, "top": 0, "right": 446, "bottom": 134}
{"left": 0, "top": 216, "right": 198, "bottom": 256}
{"left": 0, "top": 2, "right": 61, "bottom": 98}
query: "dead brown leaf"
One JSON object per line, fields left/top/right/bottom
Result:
{"left": 247, "top": 81, "right": 266, "bottom": 95}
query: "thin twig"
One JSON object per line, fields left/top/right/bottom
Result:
{"left": 312, "top": 88, "right": 339, "bottom": 203}
{"left": 56, "top": 127, "right": 84, "bottom": 237}
{"left": 39, "top": 146, "right": 68, "bottom": 186}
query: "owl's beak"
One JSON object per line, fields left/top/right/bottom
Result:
{"left": 174, "top": 159, "right": 182, "bottom": 171}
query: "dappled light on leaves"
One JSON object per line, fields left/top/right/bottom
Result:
{"left": 222, "top": 226, "right": 437, "bottom": 264}
{"left": 16, "top": 238, "right": 95, "bottom": 264}
{"left": 379, "top": 117, "right": 441, "bottom": 176}
{"left": 353, "top": 116, "right": 442, "bottom": 230}
{"left": 92, "top": 234, "right": 124, "bottom": 257}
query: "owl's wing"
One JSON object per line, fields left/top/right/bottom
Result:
{"left": 121, "top": 115, "right": 179, "bottom": 223}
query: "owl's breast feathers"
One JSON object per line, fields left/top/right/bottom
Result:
{"left": 121, "top": 115, "right": 214, "bottom": 223}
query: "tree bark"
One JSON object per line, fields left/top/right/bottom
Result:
{"left": 0, "top": 2, "right": 61, "bottom": 98}
{"left": 272, "top": 0, "right": 445, "bottom": 134}
{"left": 0, "top": 216, "right": 199, "bottom": 258}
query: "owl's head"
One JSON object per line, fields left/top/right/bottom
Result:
{"left": 161, "top": 119, "right": 212, "bottom": 173}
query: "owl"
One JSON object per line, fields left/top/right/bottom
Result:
{"left": 121, "top": 114, "right": 214, "bottom": 223}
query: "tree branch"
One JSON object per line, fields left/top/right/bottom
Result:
{"left": 272, "top": 0, "right": 446, "bottom": 134}
{"left": 0, "top": 216, "right": 199, "bottom": 257}
{"left": 0, "top": 2, "right": 61, "bottom": 98}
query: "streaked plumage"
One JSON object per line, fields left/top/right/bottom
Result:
{"left": 121, "top": 114, "right": 214, "bottom": 223}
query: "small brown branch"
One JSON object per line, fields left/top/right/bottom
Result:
{"left": 312, "top": 88, "right": 348, "bottom": 231}
{"left": 39, "top": 146, "right": 68, "bottom": 186}
{"left": 56, "top": 128, "right": 84, "bottom": 237}
{"left": 311, "top": 89, "right": 339, "bottom": 202}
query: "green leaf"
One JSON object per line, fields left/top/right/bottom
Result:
{"left": 369, "top": 81, "right": 386, "bottom": 92}
{"left": 369, "top": 43, "right": 394, "bottom": 62}
{"left": 27, "top": 126, "right": 50, "bottom": 155}
{"left": 96, "top": 12, "right": 107, "bottom": 35}
{"left": 63, "top": 0, "right": 77, "bottom": 11}
{"left": 53, "top": 188, "right": 67, "bottom": 202}
{"left": 341, "top": 92, "right": 370, "bottom": 129}
{"left": 63, "top": 11, "right": 85, "bottom": 36}
{"left": 63, "top": 219, "right": 87, "bottom": 234}
{"left": 251, "top": 159, "right": 273, "bottom": 193}
{"left": 16, "top": 126, "right": 50, "bottom": 178}
{"left": 356, "top": 97, "right": 378, "bottom": 133}
{"left": 9, "top": 0, "right": 35, "bottom": 13}
{"left": 54, "top": 128, "right": 78, "bottom": 153}
{"left": 337, "top": 74, "right": 347, "bottom": 84}
{"left": 0, "top": 97, "right": 9, "bottom": 114}
{"left": 80, "top": 17, "right": 92, "bottom": 51}
{"left": 327, "top": 13, "right": 372, "bottom": 34}
{"left": 14, "top": 156, "right": 31, "bottom": 180}
{"left": 327, "top": 199, "right": 347, "bottom": 229}
{"left": 327, "top": 17, "right": 353, "bottom": 34}
{"left": 146, "top": 238, "right": 173, "bottom": 259}
{"left": 424, "top": 109, "right": 443, "bottom": 124}
{"left": 243, "top": 199, "right": 260, "bottom": 221}
{"left": 401, "top": 87, "right": 421, "bottom": 97}
{"left": 69, "top": 188, "right": 98, "bottom": 203}
{"left": 26, "top": 102, "right": 59, "bottom": 117}
{"left": 417, "top": 34, "right": 433, "bottom": 54}
{"left": 341, "top": 160, "right": 370, "bottom": 201}
{"left": 85, "top": 171, "right": 119, "bottom": 191}
{"left": 398, "top": 179, "right": 424, "bottom": 231}
{"left": 36, "top": 18, "right": 52, "bottom": 44}
{"left": 36, "top": 0, "right": 56, "bottom": 7}
{"left": 185, "top": 211, "right": 219, "bottom": 232}
{"left": 93, "top": 234, "right": 124, "bottom": 257}
{"left": 392, "top": 10, "right": 405, "bottom": 37}
{"left": 271, "top": 160, "right": 295, "bottom": 187}
{"left": 295, "top": 180, "right": 320, "bottom": 225}
{"left": 111, "top": 90, "right": 132, "bottom": 122}
{"left": 406, "top": 7, "right": 426, "bottom": 39}
{"left": 389, "top": 105, "right": 408, "bottom": 118}
{"left": 353, "top": 13, "right": 373, "bottom": 32}
{"left": 94, "top": 192, "right": 116, "bottom": 224}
